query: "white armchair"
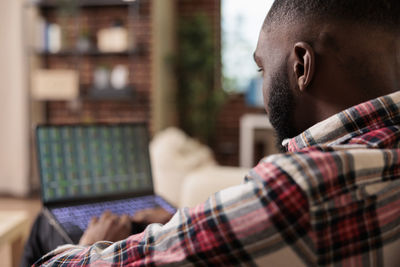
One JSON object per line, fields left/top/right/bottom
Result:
{"left": 180, "top": 166, "right": 248, "bottom": 207}
{"left": 150, "top": 127, "right": 249, "bottom": 208}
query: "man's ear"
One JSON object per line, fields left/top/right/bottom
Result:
{"left": 293, "top": 42, "right": 315, "bottom": 91}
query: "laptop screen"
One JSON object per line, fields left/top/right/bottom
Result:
{"left": 37, "top": 124, "right": 154, "bottom": 203}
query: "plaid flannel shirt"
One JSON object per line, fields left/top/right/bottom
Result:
{"left": 35, "top": 92, "right": 400, "bottom": 266}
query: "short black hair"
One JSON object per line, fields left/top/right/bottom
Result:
{"left": 265, "top": 0, "right": 400, "bottom": 31}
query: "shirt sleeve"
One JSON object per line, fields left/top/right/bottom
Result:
{"left": 34, "top": 161, "right": 309, "bottom": 266}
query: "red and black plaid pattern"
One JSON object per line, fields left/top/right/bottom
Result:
{"left": 35, "top": 92, "right": 400, "bottom": 266}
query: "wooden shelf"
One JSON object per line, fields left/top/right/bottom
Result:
{"left": 27, "top": 0, "right": 149, "bottom": 124}
{"left": 34, "top": 0, "right": 136, "bottom": 8}
{"left": 85, "top": 86, "right": 135, "bottom": 101}
{"left": 82, "top": 96, "right": 136, "bottom": 102}
{"left": 37, "top": 49, "right": 139, "bottom": 57}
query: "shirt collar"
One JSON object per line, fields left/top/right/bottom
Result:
{"left": 286, "top": 91, "right": 400, "bottom": 152}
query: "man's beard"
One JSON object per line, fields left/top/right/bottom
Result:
{"left": 267, "top": 66, "right": 297, "bottom": 152}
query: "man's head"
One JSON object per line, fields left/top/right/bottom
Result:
{"left": 254, "top": 0, "right": 400, "bottom": 149}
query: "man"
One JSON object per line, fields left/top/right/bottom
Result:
{"left": 33, "top": 0, "right": 400, "bottom": 265}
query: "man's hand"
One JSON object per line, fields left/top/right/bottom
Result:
{"left": 79, "top": 211, "right": 131, "bottom": 246}
{"left": 132, "top": 207, "right": 173, "bottom": 225}
{"left": 78, "top": 208, "right": 173, "bottom": 246}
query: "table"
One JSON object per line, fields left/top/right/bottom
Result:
{"left": 0, "top": 211, "right": 29, "bottom": 267}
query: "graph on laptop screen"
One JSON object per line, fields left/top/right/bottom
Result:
{"left": 37, "top": 125, "right": 153, "bottom": 202}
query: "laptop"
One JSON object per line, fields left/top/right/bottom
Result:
{"left": 36, "top": 123, "right": 176, "bottom": 244}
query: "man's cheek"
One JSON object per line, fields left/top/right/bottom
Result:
{"left": 262, "top": 78, "right": 271, "bottom": 113}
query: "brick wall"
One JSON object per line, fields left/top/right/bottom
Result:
{"left": 42, "top": 1, "right": 152, "bottom": 125}
{"left": 44, "top": 0, "right": 222, "bottom": 127}
{"left": 177, "top": 0, "right": 221, "bottom": 29}
{"left": 214, "top": 94, "right": 265, "bottom": 166}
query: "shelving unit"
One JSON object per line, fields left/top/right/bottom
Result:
{"left": 36, "top": 0, "right": 135, "bottom": 8}
{"left": 38, "top": 50, "right": 140, "bottom": 57}
{"left": 26, "top": 0, "right": 152, "bottom": 125}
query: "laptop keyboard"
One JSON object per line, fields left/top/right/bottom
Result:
{"left": 51, "top": 195, "right": 175, "bottom": 233}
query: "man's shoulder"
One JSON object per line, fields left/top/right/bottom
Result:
{"left": 251, "top": 146, "right": 400, "bottom": 204}
{"left": 249, "top": 146, "right": 400, "bottom": 265}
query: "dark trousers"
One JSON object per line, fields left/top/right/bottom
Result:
{"left": 21, "top": 211, "right": 69, "bottom": 267}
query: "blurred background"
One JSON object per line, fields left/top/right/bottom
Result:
{"left": 0, "top": 0, "right": 277, "bottom": 198}
{"left": 0, "top": 0, "right": 280, "bottom": 265}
